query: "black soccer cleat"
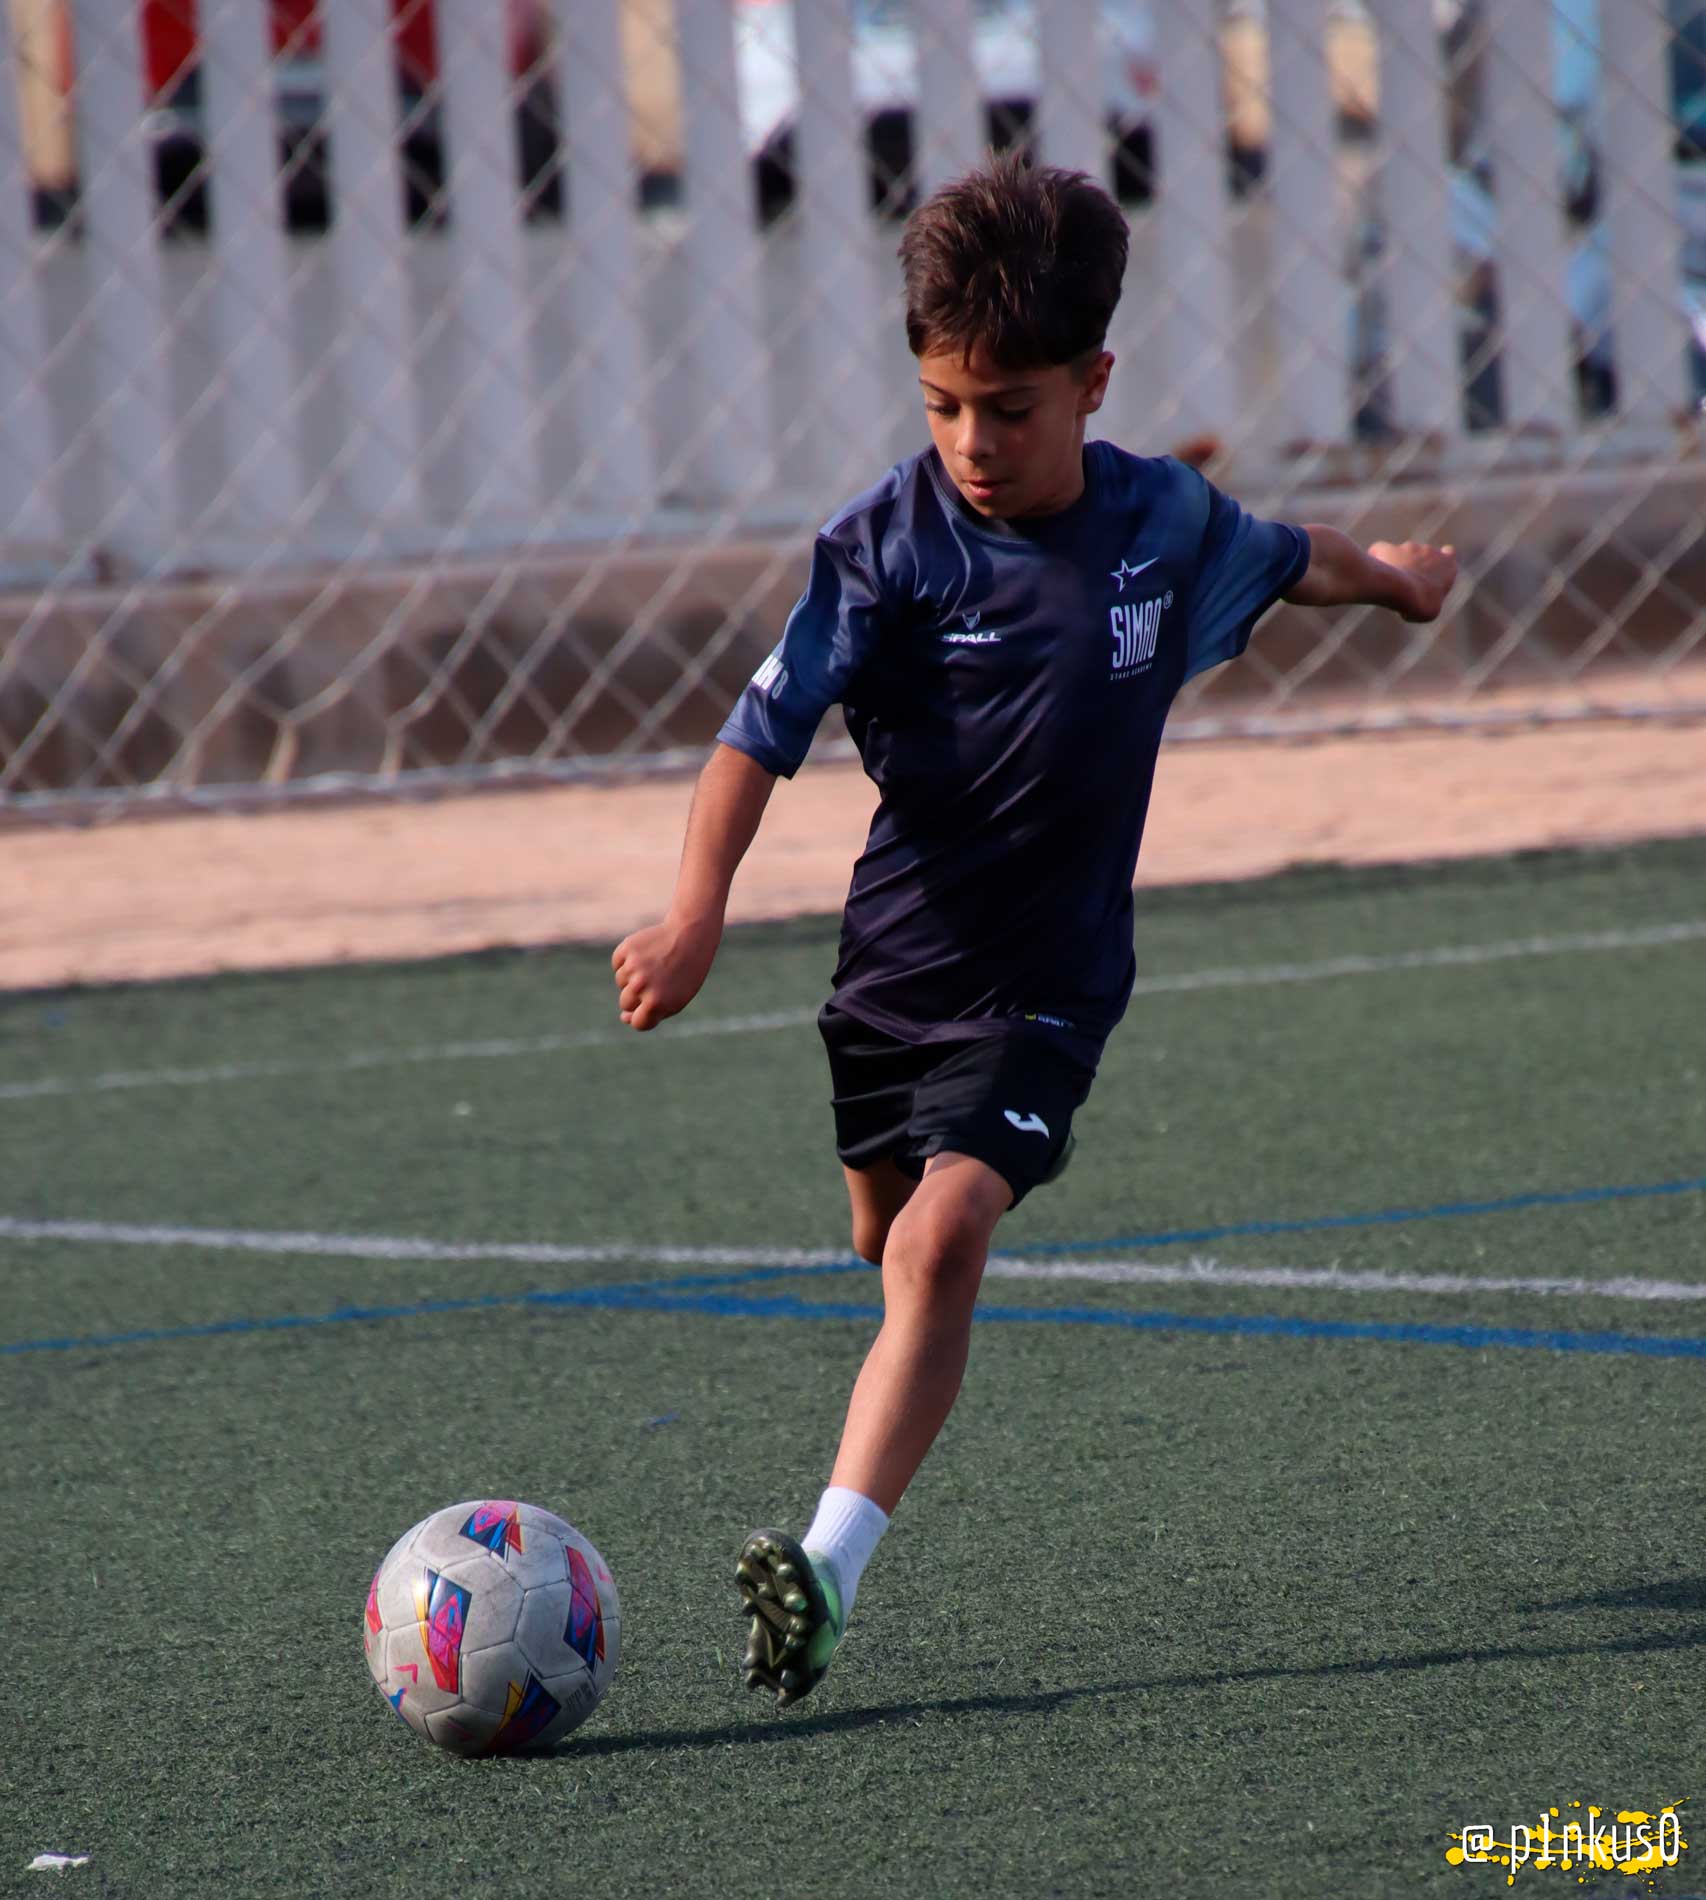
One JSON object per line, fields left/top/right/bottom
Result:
{"left": 736, "top": 1529, "right": 844, "bottom": 1710}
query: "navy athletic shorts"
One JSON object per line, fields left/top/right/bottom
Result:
{"left": 817, "top": 1003, "right": 1097, "bottom": 1206}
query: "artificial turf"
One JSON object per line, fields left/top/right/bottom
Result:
{"left": 3, "top": 837, "right": 1703, "bottom": 1896}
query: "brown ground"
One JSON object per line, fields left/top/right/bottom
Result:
{"left": 6, "top": 713, "right": 1706, "bottom": 991}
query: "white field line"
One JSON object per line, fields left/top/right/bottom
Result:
{"left": 6, "top": 916, "right": 1704, "bottom": 1105}
{"left": 1123, "top": 919, "right": 1706, "bottom": 994}
{"left": 0, "top": 1008, "right": 814, "bottom": 1102}
{"left": 980, "top": 1255, "right": 1706, "bottom": 1303}
{"left": 0, "top": 1217, "right": 843, "bottom": 1269}
{"left": 2, "top": 1216, "right": 1705, "bottom": 1303}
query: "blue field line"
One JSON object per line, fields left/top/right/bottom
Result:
{"left": 5, "top": 1277, "right": 1705, "bottom": 1361}
{"left": 1006, "top": 1173, "right": 1706, "bottom": 1256}
{"left": 628, "top": 1260, "right": 866, "bottom": 1291}
{"left": 544, "top": 1172, "right": 1706, "bottom": 1301}
{"left": 0, "top": 1280, "right": 702, "bottom": 1358}
{"left": 534, "top": 1173, "right": 1706, "bottom": 1301}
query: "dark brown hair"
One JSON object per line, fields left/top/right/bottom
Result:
{"left": 899, "top": 151, "right": 1129, "bottom": 368}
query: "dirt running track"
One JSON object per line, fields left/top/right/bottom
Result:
{"left": 6, "top": 714, "right": 1706, "bottom": 992}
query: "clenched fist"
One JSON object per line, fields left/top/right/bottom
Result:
{"left": 611, "top": 917, "right": 720, "bottom": 1031}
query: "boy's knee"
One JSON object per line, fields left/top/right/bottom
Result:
{"left": 883, "top": 1194, "right": 988, "bottom": 1297}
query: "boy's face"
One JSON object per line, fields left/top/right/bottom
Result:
{"left": 917, "top": 340, "right": 1112, "bottom": 520}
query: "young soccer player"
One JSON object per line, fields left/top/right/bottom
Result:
{"left": 611, "top": 154, "right": 1457, "bottom": 1708}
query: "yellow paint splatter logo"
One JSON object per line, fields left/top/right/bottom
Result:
{"left": 1446, "top": 1799, "right": 1688, "bottom": 1886}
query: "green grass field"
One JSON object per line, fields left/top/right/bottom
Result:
{"left": 4, "top": 837, "right": 1704, "bottom": 1898}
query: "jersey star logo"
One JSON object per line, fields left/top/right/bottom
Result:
{"left": 1111, "top": 556, "right": 1158, "bottom": 591}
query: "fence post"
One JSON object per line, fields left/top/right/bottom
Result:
{"left": 1365, "top": 0, "right": 1460, "bottom": 439}
{"left": 552, "top": 0, "right": 656, "bottom": 520}
{"left": 66, "top": 0, "right": 177, "bottom": 564}
{"left": 0, "top": 6, "right": 61, "bottom": 547}
{"left": 434, "top": 2, "right": 541, "bottom": 530}
{"left": 320, "top": 0, "right": 424, "bottom": 531}
{"left": 675, "top": 0, "right": 772, "bottom": 505}
{"left": 1034, "top": 0, "right": 1106, "bottom": 183}
{"left": 1600, "top": 0, "right": 1690, "bottom": 425}
{"left": 792, "top": 0, "right": 888, "bottom": 505}
{"left": 914, "top": 0, "right": 984, "bottom": 199}
{"left": 1150, "top": 2, "right": 1236, "bottom": 447}
{"left": 1480, "top": 0, "right": 1576, "bottom": 434}
{"left": 1265, "top": 0, "right": 1353, "bottom": 447}
{"left": 200, "top": 0, "right": 304, "bottom": 544}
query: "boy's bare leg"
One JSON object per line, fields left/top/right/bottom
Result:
{"left": 739, "top": 1150, "right": 1010, "bottom": 1703}
{"left": 828, "top": 1150, "right": 1012, "bottom": 1515}
{"left": 841, "top": 1156, "right": 919, "bottom": 1264}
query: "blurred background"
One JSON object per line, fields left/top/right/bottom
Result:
{"left": 1, "top": 0, "right": 1704, "bottom": 808}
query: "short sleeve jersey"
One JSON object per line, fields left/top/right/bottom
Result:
{"left": 717, "top": 441, "right": 1309, "bottom": 1058}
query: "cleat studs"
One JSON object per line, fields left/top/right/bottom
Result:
{"left": 779, "top": 1669, "right": 800, "bottom": 1689}
{"left": 783, "top": 1590, "right": 808, "bottom": 1613}
{"left": 776, "top": 1563, "right": 797, "bottom": 1582}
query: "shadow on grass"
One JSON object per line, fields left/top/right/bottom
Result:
{"left": 543, "top": 1619, "right": 1706, "bottom": 1760}
{"left": 1519, "top": 1575, "right": 1706, "bottom": 1614}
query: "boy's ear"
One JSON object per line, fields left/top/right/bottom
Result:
{"left": 1077, "top": 350, "right": 1114, "bottom": 416}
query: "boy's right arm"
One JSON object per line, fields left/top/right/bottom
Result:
{"left": 614, "top": 514, "right": 886, "bottom": 1028}
{"left": 612, "top": 742, "right": 778, "bottom": 1030}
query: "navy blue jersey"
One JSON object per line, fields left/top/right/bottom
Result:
{"left": 717, "top": 441, "right": 1309, "bottom": 1056}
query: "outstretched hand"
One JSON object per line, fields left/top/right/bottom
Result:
{"left": 611, "top": 917, "right": 719, "bottom": 1031}
{"left": 1370, "top": 540, "right": 1458, "bottom": 623}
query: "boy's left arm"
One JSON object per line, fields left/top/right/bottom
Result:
{"left": 1283, "top": 526, "right": 1458, "bottom": 624}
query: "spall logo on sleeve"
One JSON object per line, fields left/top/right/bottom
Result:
{"left": 413, "top": 1568, "right": 471, "bottom": 1692}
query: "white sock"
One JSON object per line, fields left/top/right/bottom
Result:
{"left": 802, "top": 1485, "right": 889, "bottom": 1620}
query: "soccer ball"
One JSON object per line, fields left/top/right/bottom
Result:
{"left": 362, "top": 1499, "right": 620, "bottom": 1755}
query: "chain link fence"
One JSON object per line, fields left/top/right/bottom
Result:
{"left": 2, "top": 0, "right": 1705, "bottom": 815}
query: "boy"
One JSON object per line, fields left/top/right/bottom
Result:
{"left": 611, "top": 154, "right": 1457, "bottom": 1708}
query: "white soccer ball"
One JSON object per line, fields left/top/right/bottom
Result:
{"left": 362, "top": 1499, "right": 620, "bottom": 1755}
